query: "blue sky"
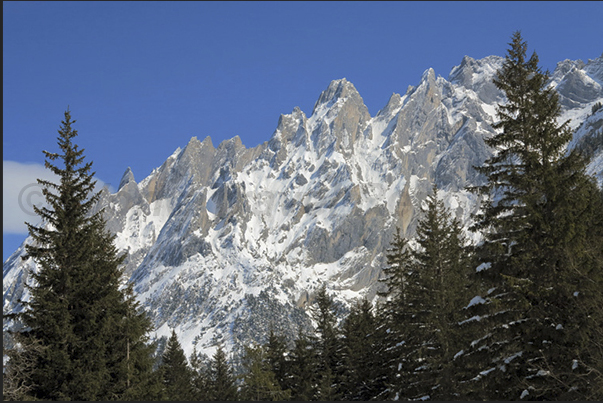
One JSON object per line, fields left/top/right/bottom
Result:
{"left": 3, "top": 1, "right": 603, "bottom": 261}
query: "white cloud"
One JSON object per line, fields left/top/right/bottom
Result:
{"left": 3, "top": 160, "right": 110, "bottom": 234}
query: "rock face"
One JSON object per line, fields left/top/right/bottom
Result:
{"left": 4, "top": 54, "right": 603, "bottom": 359}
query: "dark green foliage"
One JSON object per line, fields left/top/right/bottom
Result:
{"left": 409, "top": 185, "right": 471, "bottom": 400}
{"left": 207, "top": 345, "right": 239, "bottom": 401}
{"left": 4, "top": 110, "right": 158, "bottom": 401}
{"left": 376, "top": 226, "right": 415, "bottom": 399}
{"left": 240, "top": 343, "right": 291, "bottom": 401}
{"left": 287, "top": 327, "right": 318, "bottom": 400}
{"left": 264, "top": 328, "right": 290, "bottom": 393}
{"left": 311, "top": 284, "right": 344, "bottom": 400}
{"left": 316, "top": 365, "right": 339, "bottom": 401}
{"left": 189, "top": 346, "right": 211, "bottom": 400}
{"left": 377, "top": 186, "right": 471, "bottom": 400}
{"left": 378, "top": 227, "right": 413, "bottom": 308}
{"left": 114, "top": 284, "right": 164, "bottom": 401}
{"left": 463, "top": 31, "right": 603, "bottom": 400}
{"left": 339, "top": 298, "right": 388, "bottom": 401}
{"left": 159, "top": 329, "right": 193, "bottom": 400}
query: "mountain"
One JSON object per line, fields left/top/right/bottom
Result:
{"left": 4, "top": 53, "right": 603, "bottom": 360}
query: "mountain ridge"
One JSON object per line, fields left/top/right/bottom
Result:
{"left": 4, "top": 53, "right": 603, "bottom": 359}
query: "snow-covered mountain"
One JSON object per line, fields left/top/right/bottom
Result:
{"left": 4, "top": 53, "right": 603, "bottom": 360}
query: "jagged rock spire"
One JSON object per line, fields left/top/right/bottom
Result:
{"left": 118, "top": 167, "right": 135, "bottom": 191}
{"left": 312, "top": 78, "right": 364, "bottom": 115}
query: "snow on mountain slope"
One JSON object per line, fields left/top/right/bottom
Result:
{"left": 4, "top": 54, "right": 603, "bottom": 360}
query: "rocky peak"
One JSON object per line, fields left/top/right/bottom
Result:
{"left": 421, "top": 67, "right": 436, "bottom": 84}
{"left": 216, "top": 135, "right": 245, "bottom": 154}
{"left": 275, "top": 108, "right": 306, "bottom": 136}
{"left": 200, "top": 135, "right": 215, "bottom": 149}
{"left": 271, "top": 107, "right": 308, "bottom": 146}
{"left": 377, "top": 93, "right": 404, "bottom": 117}
{"left": 311, "top": 78, "right": 365, "bottom": 116}
{"left": 291, "top": 105, "right": 305, "bottom": 119}
{"left": 215, "top": 136, "right": 246, "bottom": 168}
{"left": 308, "top": 78, "right": 371, "bottom": 157}
{"left": 179, "top": 136, "right": 205, "bottom": 163}
{"left": 141, "top": 136, "right": 218, "bottom": 202}
{"left": 553, "top": 56, "right": 603, "bottom": 109}
{"left": 554, "top": 59, "right": 584, "bottom": 77}
{"left": 448, "top": 55, "right": 504, "bottom": 104}
{"left": 118, "top": 167, "right": 136, "bottom": 191}
{"left": 585, "top": 54, "right": 603, "bottom": 83}
{"left": 405, "top": 67, "right": 442, "bottom": 112}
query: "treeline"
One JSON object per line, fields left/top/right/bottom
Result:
{"left": 4, "top": 32, "right": 603, "bottom": 401}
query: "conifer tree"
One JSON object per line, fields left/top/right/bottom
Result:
{"left": 113, "top": 283, "right": 164, "bottom": 401}
{"left": 288, "top": 327, "right": 318, "bottom": 400}
{"left": 378, "top": 227, "right": 413, "bottom": 310}
{"left": 340, "top": 298, "right": 388, "bottom": 401}
{"left": 464, "top": 31, "right": 603, "bottom": 400}
{"left": 408, "top": 185, "right": 470, "bottom": 399}
{"left": 377, "top": 187, "right": 471, "bottom": 399}
{"left": 4, "top": 110, "right": 158, "bottom": 400}
{"left": 159, "top": 329, "right": 193, "bottom": 400}
{"left": 310, "top": 284, "right": 343, "bottom": 400}
{"left": 189, "top": 346, "right": 211, "bottom": 401}
{"left": 207, "top": 345, "right": 238, "bottom": 401}
{"left": 376, "top": 227, "right": 415, "bottom": 399}
{"left": 240, "top": 343, "right": 290, "bottom": 401}
{"left": 264, "top": 328, "right": 290, "bottom": 393}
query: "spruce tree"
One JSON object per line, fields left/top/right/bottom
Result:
{"left": 377, "top": 187, "right": 471, "bottom": 400}
{"left": 463, "top": 31, "right": 603, "bottom": 400}
{"left": 240, "top": 343, "right": 290, "bottom": 401}
{"left": 4, "top": 110, "right": 157, "bottom": 400}
{"left": 378, "top": 227, "right": 413, "bottom": 310}
{"left": 112, "top": 283, "right": 164, "bottom": 401}
{"left": 288, "top": 327, "right": 318, "bottom": 400}
{"left": 408, "top": 185, "right": 470, "bottom": 399}
{"left": 207, "top": 345, "right": 238, "bottom": 401}
{"left": 340, "top": 298, "right": 388, "bottom": 401}
{"left": 376, "top": 227, "right": 415, "bottom": 399}
{"left": 159, "top": 329, "right": 193, "bottom": 400}
{"left": 264, "top": 328, "right": 290, "bottom": 393}
{"left": 189, "top": 346, "right": 211, "bottom": 400}
{"left": 310, "top": 284, "right": 343, "bottom": 400}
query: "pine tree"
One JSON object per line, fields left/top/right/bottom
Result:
{"left": 240, "top": 343, "right": 290, "bottom": 401}
{"left": 4, "top": 110, "right": 158, "bottom": 400}
{"left": 207, "top": 345, "right": 238, "bottom": 401}
{"left": 159, "top": 329, "right": 193, "bottom": 400}
{"left": 463, "top": 31, "right": 603, "bottom": 400}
